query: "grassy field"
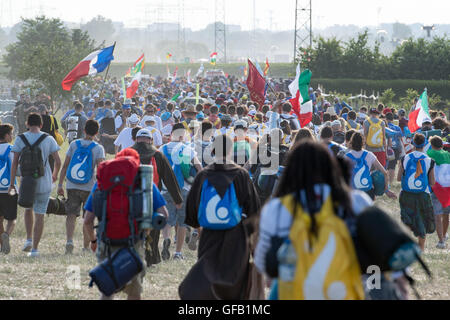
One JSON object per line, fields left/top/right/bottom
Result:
{"left": 0, "top": 140, "right": 448, "bottom": 300}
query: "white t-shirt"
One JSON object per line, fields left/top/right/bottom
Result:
{"left": 0, "top": 143, "right": 17, "bottom": 193}
{"left": 346, "top": 150, "right": 378, "bottom": 171}
{"left": 145, "top": 126, "right": 163, "bottom": 147}
{"left": 115, "top": 115, "right": 130, "bottom": 131}
{"left": 114, "top": 127, "right": 135, "bottom": 151}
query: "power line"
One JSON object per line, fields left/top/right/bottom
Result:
{"left": 214, "top": 0, "right": 227, "bottom": 63}
{"left": 294, "top": 0, "right": 312, "bottom": 62}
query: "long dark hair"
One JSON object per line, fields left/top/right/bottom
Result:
{"left": 274, "top": 141, "right": 354, "bottom": 235}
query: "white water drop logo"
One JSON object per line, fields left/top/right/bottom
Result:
{"left": 303, "top": 232, "right": 347, "bottom": 300}
{"left": 407, "top": 172, "right": 423, "bottom": 190}
{"left": 0, "top": 162, "right": 9, "bottom": 187}
{"left": 371, "top": 129, "right": 382, "bottom": 146}
{"left": 353, "top": 165, "right": 369, "bottom": 189}
{"left": 70, "top": 155, "right": 88, "bottom": 181}
{"left": 206, "top": 194, "right": 230, "bottom": 225}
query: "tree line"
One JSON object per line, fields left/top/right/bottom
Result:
{"left": 299, "top": 31, "right": 450, "bottom": 81}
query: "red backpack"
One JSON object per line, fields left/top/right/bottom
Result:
{"left": 95, "top": 156, "right": 141, "bottom": 245}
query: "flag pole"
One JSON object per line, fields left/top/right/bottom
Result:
{"left": 100, "top": 41, "right": 116, "bottom": 97}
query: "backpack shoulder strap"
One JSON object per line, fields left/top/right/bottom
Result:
{"left": 87, "top": 141, "right": 98, "bottom": 152}
{"left": 32, "top": 133, "right": 49, "bottom": 149}
{"left": 19, "top": 134, "right": 31, "bottom": 148}
{"left": 362, "top": 151, "right": 368, "bottom": 161}
{"left": 75, "top": 140, "right": 82, "bottom": 149}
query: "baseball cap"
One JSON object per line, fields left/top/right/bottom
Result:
{"left": 398, "top": 109, "right": 406, "bottom": 116}
{"left": 234, "top": 120, "right": 248, "bottom": 129}
{"left": 332, "top": 120, "right": 341, "bottom": 127}
{"left": 369, "top": 108, "right": 380, "bottom": 115}
{"left": 142, "top": 116, "right": 156, "bottom": 124}
{"left": 89, "top": 98, "right": 95, "bottom": 103}
{"left": 422, "top": 117, "right": 432, "bottom": 124}
{"left": 196, "top": 112, "right": 205, "bottom": 120}
{"left": 136, "top": 129, "right": 153, "bottom": 139}
{"left": 248, "top": 110, "right": 256, "bottom": 116}
{"left": 129, "top": 113, "right": 140, "bottom": 124}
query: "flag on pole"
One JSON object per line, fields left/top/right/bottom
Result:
{"left": 195, "top": 63, "right": 204, "bottom": 78}
{"left": 129, "top": 54, "right": 145, "bottom": 76}
{"left": 246, "top": 59, "right": 266, "bottom": 107}
{"left": 264, "top": 58, "right": 270, "bottom": 76}
{"left": 171, "top": 92, "right": 181, "bottom": 102}
{"left": 408, "top": 89, "right": 431, "bottom": 133}
{"left": 251, "top": 58, "right": 264, "bottom": 77}
{"left": 289, "top": 66, "right": 313, "bottom": 128}
{"left": 428, "top": 149, "right": 450, "bottom": 208}
{"left": 210, "top": 52, "right": 218, "bottom": 65}
{"left": 126, "top": 62, "right": 143, "bottom": 99}
{"left": 187, "top": 69, "right": 192, "bottom": 84}
{"left": 195, "top": 84, "right": 200, "bottom": 105}
{"left": 62, "top": 44, "right": 115, "bottom": 91}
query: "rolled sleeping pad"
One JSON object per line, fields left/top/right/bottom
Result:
{"left": 371, "top": 170, "right": 385, "bottom": 196}
{"left": 18, "top": 176, "right": 37, "bottom": 208}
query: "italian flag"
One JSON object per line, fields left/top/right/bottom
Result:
{"left": 126, "top": 55, "right": 144, "bottom": 99}
{"left": 210, "top": 52, "right": 217, "bottom": 65}
{"left": 408, "top": 89, "right": 431, "bottom": 133}
{"left": 289, "top": 65, "right": 313, "bottom": 128}
{"left": 428, "top": 149, "right": 450, "bottom": 208}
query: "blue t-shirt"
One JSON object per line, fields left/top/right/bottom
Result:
{"left": 84, "top": 182, "right": 167, "bottom": 213}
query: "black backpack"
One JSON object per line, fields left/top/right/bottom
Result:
{"left": 18, "top": 133, "right": 48, "bottom": 178}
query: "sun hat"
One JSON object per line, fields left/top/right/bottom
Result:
{"left": 129, "top": 113, "right": 140, "bottom": 124}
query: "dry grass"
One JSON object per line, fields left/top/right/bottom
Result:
{"left": 0, "top": 142, "right": 448, "bottom": 300}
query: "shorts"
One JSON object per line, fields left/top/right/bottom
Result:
{"left": 374, "top": 151, "right": 387, "bottom": 168}
{"left": 399, "top": 191, "right": 435, "bottom": 238}
{"left": 65, "top": 189, "right": 91, "bottom": 217}
{"left": 0, "top": 193, "right": 18, "bottom": 221}
{"left": 33, "top": 192, "right": 51, "bottom": 215}
{"left": 387, "top": 148, "right": 402, "bottom": 170}
{"left": 165, "top": 189, "right": 188, "bottom": 227}
{"left": 431, "top": 192, "right": 450, "bottom": 216}
{"left": 97, "top": 241, "right": 145, "bottom": 297}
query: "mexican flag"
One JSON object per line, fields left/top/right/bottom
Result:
{"left": 126, "top": 56, "right": 144, "bottom": 99}
{"left": 408, "top": 89, "right": 431, "bottom": 133}
{"left": 210, "top": 52, "right": 217, "bottom": 65}
{"left": 428, "top": 149, "right": 450, "bottom": 208}
{"left": 289, "top": 64, "right": 313, "bottom": 128}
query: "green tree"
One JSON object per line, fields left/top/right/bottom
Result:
{"left": 308, "top": 37, "right": 343, "bottom": 78}
{"left": 342, "top": 30, "right": 378, "bottom": 79}
{"left": 380, "top": 88, "right": 396, "bottom": 106}
{"left": 400, "top": 88, "right": 419, "bottom": 111}
{"left": 4, "top": 16, "right": 97, "bottom": 110}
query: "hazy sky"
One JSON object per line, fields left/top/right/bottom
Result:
{"left": 0, "top": 0, "right": 448, "bottom": 30}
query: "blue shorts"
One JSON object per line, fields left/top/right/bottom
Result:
{"left": 33, "top": 192, "right": 51, "bottom": 215}
{"left": 165, "top": 189, "right": 188, "bottom": 227}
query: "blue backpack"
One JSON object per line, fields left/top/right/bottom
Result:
{"left": 67, "top": 141, "right": 97, "bottom": 185}
{"left": 346, "top": 151, "right": 373, "bottom": 192}
{"left": 0, "top": 146, "right": 12, "bottom": 191}
{"left": 198, "top": 180, "right": 243, "bottom": 230}
{"left": 402, "top": 154, "right": 428, "bottom": 193}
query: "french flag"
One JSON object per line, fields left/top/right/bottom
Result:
{"left": 62, "top": 44, "right": 115, "bottom": 91}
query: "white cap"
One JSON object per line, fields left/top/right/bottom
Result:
{"left": 173, "top": 110, "right": 182, "bottom": 119}
{"left": 129, "top": 113, "right": 140, "bottom": 124}
{"left": 332, "top": 120, "right": 341, "bottom": 127}
{"left": 136, "top": 129, "right": 153, "bottom": 138}
{"left": 234, "top": 120, "right": 248, "bottom": 129}
{"left": 142, "top": 116, "right": 156, "bottom": 124}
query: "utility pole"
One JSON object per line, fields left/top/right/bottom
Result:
{"left": 214, "top": 0, "right": 227, "bottom": 63}
{"left": 294, "top": 0, "right": 312, "bottom": 62}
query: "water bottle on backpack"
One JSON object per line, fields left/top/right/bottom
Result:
{"left": 277, "top": 239, "right": 297, "bottom": 283}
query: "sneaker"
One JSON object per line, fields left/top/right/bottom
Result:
{"left": 1, "top": 233, "right": 10, "bottom": 254}
{"left": 161, "top": 239, "right": 171, "bottom": 261}
{"left": 173, "top": 253, "right": 185, "bottom": 260}
{"left": 28, "top": 250, "right": 40, "bottom": 257}
{"left": 445, "top": 234, "right": 449, "bottom": 242}
{"left": 65, "top": 242, "right": 74, "bottom": 255}
{"left": 436, "top": 242, "right": 447, "bottom": 249}
{"left": 22, "top": 240, "right": 32, "bottom": 252}
{"left": 188, "top": 232, "right": 199, "bottom": 251}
